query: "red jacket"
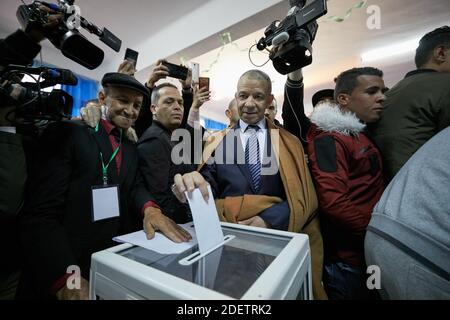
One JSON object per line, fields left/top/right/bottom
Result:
{"left": 307, "top": 103, "right": 384, "bottom": 267}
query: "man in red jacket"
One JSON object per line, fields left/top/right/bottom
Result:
{"left": 306, "top": 67, "right": 387, "bottom": 299}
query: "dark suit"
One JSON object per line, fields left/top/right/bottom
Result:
{"left": 281, "top": 77, "right": 310, "bottom": 149}
{"left": 18, "top": 120, "right": 151, "bottom": 298}
{"left": 0, "top": 132, "right": 26, "bottom": 299}
{"left": 201, "top": 121, "right": 290, "bottom": 230}
{"left": 0, "top": 29, "right": 43, "bottom": 299}
{"left": 137, "top": 121, "right": 195, "bottom": 223}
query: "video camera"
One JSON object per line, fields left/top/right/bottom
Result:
{"left": 257, "top": 0, "right": 328, "bottom": 74}
{"left": 0, "top": 64, "right": 77, "bottom": 123}
{"left": 0, "top": 1, "right": 122, "bottom": 124}
{"left": 17, "top": 0, "right": 122, "bottom": 70}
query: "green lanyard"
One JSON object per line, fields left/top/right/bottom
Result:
{"left": 95, "top": 123, "right": 122, "bottom": 185}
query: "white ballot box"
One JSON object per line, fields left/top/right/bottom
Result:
{"left": 89, "top": 222, "right": 312, "bottom": 300}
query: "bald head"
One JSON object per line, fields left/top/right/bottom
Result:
{"left": 265, "top": 97, "right": 278, "bottom": 122}
{"left": 228, "top": 99, "right": 237, "bottom": 109}
{"left": 225, "top": 98, "right": 239, "bottom": 126}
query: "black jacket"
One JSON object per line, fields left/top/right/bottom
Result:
{"left": 18, "top": 121, "right": 152, "bottom": 298}
{"left": 369, "top": 69, "right": 450, "bottom": 182}
{"left": 0, "top": 30, "right": 42, "bottom": 280}
{"left": 282, "top": 78, "right": 310, "bottom": 149}
{"left": 137, "top": 121, "right": 195, "bottom": 223}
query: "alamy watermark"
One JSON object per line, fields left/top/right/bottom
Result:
{"left": 66, "top": 5, "right": 81, "bottom": 30}
{"left": 367, "top": 265, "right": 381, "bottom": 290}
{"left": 66, "top": 265, "right": 81, "bottom": 290}
{"left": 366, "top": 5, "right": 381, "bottom": 30}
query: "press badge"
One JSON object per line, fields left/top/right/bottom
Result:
{"left": 91, "top": 185, "right": 120, "bottom": 222}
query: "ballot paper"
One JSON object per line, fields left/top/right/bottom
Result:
{"left": 186, "top": 186, "right": 224, "bottom": 254}
{"left": 113, "top": 223, "right": 197, "bottom": 255}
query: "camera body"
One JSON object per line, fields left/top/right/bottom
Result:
{"left": 14, "top": 88, "right": 73, "bottom": 122}
{"left": 0, "top": 65, "right": 77, "bottom": 123}
{"left": 257, "top": 0, "right": 327, "bottom": 74}
{"left": 16, "top": 0, "right": 121, "bottom": 70}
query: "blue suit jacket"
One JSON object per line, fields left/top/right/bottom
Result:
{"left": 201, "top": 122, "right": 290, "bottom": 230}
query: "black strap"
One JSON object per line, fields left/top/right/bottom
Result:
{"left": 367, "top": 225, "right": 450, "bottom": 282}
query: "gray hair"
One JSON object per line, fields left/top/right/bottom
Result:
{"left": 239, "top": 69, "right": 272, "bottom": 94}
{"left": 151, "top": 82, "right": 178, "bottom": 105}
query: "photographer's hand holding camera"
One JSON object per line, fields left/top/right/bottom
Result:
{"left": 187, "top": 84, "right": 211, "bottom": 129}
{"left": 145, "top": 59, "right": 169, "bottom": 88}
{"left": 117, "top": 59, "right": 136, "bottom": 76}
{"left": 134, "top": 59, "right": 194, "bottom": 137}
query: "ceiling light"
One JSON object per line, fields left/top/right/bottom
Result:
{"left": 361, "top": 37, "right": 421, "bottom": 63}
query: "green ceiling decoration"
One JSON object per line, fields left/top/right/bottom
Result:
{"left": 321, "top": 0, "right": 367, "bottom": 23}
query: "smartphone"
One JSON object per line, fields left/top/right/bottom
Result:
{"left": 191, "top": 62, "right": 199, "bottom": 84}
{"left": 161, "top": 61, "right": 188, "bottom": 80}
{"left": 198, "top": 77, "right": 210, "bottom": 91}
{"left": 124, "top": 48, "right": 139, "bottom": 68}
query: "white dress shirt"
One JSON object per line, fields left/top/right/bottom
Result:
{"left": 239, "top": 118, "right": 267, "bottom": 163}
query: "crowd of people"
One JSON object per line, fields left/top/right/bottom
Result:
{"left": 0, "top": 9, "right": 449, "bottom": 300}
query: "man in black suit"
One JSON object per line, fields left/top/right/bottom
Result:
{"left": 137, "top": 83, "right": 200, "bottom": 242}
{"left": 0, "top": 8, "right": 63, "bottom": 299}
{"left": 18, "top": 73, "right": 160, "bottom": 300}
{"left": 172, "top": 70, "right": 327, "bottom": 299}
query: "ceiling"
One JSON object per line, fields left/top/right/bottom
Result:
{"left": 0, "top": 0, "right": 213, "bottom": 47}
{"left": 0, "top": 0, "right": 283, "bottom": 75}
{"left": 1, "top": 0, "right": 449, "bottom": 124}
{"left": 181, "top": 0, "right": 450, "bottom": 123}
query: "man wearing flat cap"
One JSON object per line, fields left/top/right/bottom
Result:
{"left": 18, "top": 73, "right": 162, "bottom": 300}
{"left": 312, "top": 89, "right": 334, "bottom": 108}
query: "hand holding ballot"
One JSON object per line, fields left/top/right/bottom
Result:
{"left": 116, "top": 171, "right": 224, "bottom": 257}
{"left": 172, "top": 172, "right": 210, "bottom": 203}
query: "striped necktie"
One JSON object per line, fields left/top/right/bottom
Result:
{"left": 245, "top": 125, "right": 261, "bottom": 193}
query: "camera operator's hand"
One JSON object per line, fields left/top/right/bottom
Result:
{"left": 180, "top": 67, "right": 192, "bottom": 91}
{"left": 191, "top": 85, "right": 211, "bottom": 110}
{"left": 117, "top": 60, "right": 136, "bottom": 76}
{"left": 26, "top": 6, "right": 64, "bottom": 43}
{"left": 145, "top": 60, "right": 169, "bottom": 88}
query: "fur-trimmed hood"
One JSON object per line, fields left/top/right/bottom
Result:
{"left": 309, "top": 102, "right": 365, "bottom": 136}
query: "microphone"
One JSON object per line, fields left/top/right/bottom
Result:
{"left": 272, "top": 32, "right": 290, "bottom": 47}
{"left": 44, "top": 68, "right": 78, "bottom": 85}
